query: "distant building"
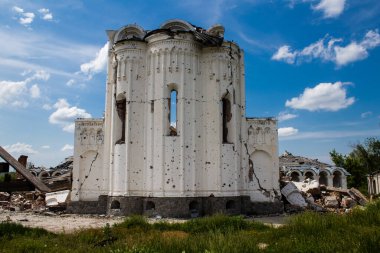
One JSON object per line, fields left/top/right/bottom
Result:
{"left": 367, "top": 171, "right": 380, "bottom": 195}
{"left": 69, "top": 19, "right": 282, "bottom": 217}
{"left": 280, "top": 151, "right": 350, "bottom": 189}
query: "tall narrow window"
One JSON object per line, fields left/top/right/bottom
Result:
{"left": 222, "top": 97, "right": 231, "bottom": 143}
{"left": 116, "top": 98, "right": 126, "bottom": 144}
{"left": 169, "top": 90, "right": 177, "bottom": 136}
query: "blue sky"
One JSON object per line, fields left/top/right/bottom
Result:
{"left": 0, "top": 0, "right": 379, "bottom": 167}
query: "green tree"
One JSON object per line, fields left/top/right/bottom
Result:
{"left": 330, "top": 137, "right": 380, "bottom": 195}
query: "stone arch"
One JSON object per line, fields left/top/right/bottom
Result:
{"left": 333, "top": 170, "right": 342, "bottom": 188}
{"left": 114, "top": 24, "right": 145, "bottom": 43}
{"left": 289, "top": 170, "right": 301, "bottom": 182}
{"left": 38, "top": 170, "right": 50, "bottom": 180}
{"left": 110, "top": 200, "right": 120, "bottom": 209}
{"left": 146, "top": 201, "right": 155, "bottom": 211}
{"left": 30, "top": 170, "right": 38, "bottom": 177}
{"left": 160, "top": 19, "right": 194, "bottom": 31}
{"left": 51, "top": 171, "right": 62, "bottom": 177}
{"left": 304, "top": 171, "right": 315, "bottom": 180}
{"left": 226, "top": 200, "right": 236, "bottom": 210}
{"left": 251, "top": 150, "right": 273, "bottom": 188}
{"left": 189, "top": 201, "right": 199, "bottom": 211}
{"left": 319, "top": 171, "right": 329, "bottom": 186}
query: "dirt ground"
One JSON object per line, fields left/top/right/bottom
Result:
{"left": 0, "top": 211, "right": 288, "bottom": 233}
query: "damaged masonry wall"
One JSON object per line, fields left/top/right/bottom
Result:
{"left": 70, "top": 19, "right": 281, "bottom": 216}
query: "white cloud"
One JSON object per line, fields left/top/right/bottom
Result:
{"left": 12, "top": 6, "right": 24, "bottom": 13}
{"left": 4, "top": 142, "right": 37, "bottom": 154}
{"left": 0, "top": 80, "right": 27, "bottom": 107}
{"left": 41, "top": 145, "right": 50, "bottom": 149}
{"left": 80, "top": 42, "right": 108, "bottom": 79}
{"left": 12, "top": 6, "right": 35, "bottom": 26}
{"left": 66, "top": 79, "right": 76, "bottom": 87}
{"left": 272, "top": 30, "right": 380, "bottom": 66}
{"left": 42, "top": 103, "right": 52, "bottom": 110}
{"left": 280, "top": 129, "right": 380, "bottom": 140}
{"left": 49, "top": 98, "right": 91, "bottom": 133}
{"left": 271, "top": 45, "right": 296, "bottom": 64}
{"left": 0, "top": 28, "right": 102, "bottom": 78}
{"left": 361, "top": 111, "right": 372, "bottom": 118}
{"left": 278, "top": 127, "right": 299, "bottom": 137}
{"left": 285, "top": 82, "right": 355, "bottom": 111}
{"left": 0, "top": 70, "right": 48, "bottom": 108}
{"left": 61, "top": 144, "right": 73, "bottom": 152}
{"left": 29, "top": 84, "right": 40, "bottom": 98}
{"left": 38, "top": 8, "right": 53, "bottom": 21}
{"left": 313, "top": 0, "right": 346, "bottom": 18}
{"left": 278, "top": 112, "right": 298, "bottom": 122}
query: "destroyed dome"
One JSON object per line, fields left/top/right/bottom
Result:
{"left": 112, "top": 19, "right": 224, "bottom": 46}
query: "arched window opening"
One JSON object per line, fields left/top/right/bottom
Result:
{"left": 116, "top": 98, "right": 126, "bottom": 144}
{"left": 290, "top": 172, "right": 300, "bottom": 182}
{"left": 111, "top": 200, "right": 121, "bottom": 209}
{"left": 189, "top": 201, "right": 199, "bottom": 211}
{"left": 248, "top": 159, "right": 254, "bottom": 182}
{"left": 305, "top": 171, "right": 314, "bottom": 180}
{"left": 222, "top": 97, "right": 232, "bottom": 143}
{"left": 169, "top": 90, "right": 177, "bottom": 136}
{"left": 319, "top": 171, "right": 328, "bottom": 186}
{"left": 146, "top": 201, "right": 155, "bottom": 211}
{"left": 333, "top": 171, "right": 342, "bottom": 188}
{"left": 226, "top": 200, "right": 235, "bottom": 210}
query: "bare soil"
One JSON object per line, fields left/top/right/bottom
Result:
{"left": 0, "top": 210, "right": 287, "bottom": 233}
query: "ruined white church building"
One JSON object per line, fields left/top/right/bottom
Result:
{"left": 69, "top": 19, "right": 282, "bottom": 217}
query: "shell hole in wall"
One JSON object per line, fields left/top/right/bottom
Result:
{"left": 111, "top": 200, "right": 121, "bottom": 209}
{"left": 146, "top": 201, "right": 155, "bottom": 211}
{"left": 226, "top": 200, "right": 236, "bottom": 210}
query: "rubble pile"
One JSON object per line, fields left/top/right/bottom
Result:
{"left": 281, "top": 179, "right": 368, "bottom": 213}
{"left": 0, "top": 189, "right": 71, "bottom": 212}
{"left": 0, "top": 191, "right": 46, "bottom": 212}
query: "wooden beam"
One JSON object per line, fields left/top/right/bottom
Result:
{"left": 0, "top": 146, "right": 51, "bottom": 192}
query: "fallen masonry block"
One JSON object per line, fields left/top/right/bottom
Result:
{"left": 292, "top": 179, "right": 320, "bottom": 196}
{"left": 281, "top": 182, "right": 308, "bottom": 208}
{"left": 45, "top": 190, "right": 70, "bottom": 207}
{"left": 324, "top": 196, "right": 339, "bottom": 208}
{"left": 348, "top": 188, "right": 368, "bottom": 206}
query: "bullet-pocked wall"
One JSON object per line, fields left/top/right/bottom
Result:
{"left": 69, "top": 19, "right": 282, "bottom": 217}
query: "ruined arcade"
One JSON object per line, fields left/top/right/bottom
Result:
{"left": 69, "top": 19, "right": 282, "bottom": 217}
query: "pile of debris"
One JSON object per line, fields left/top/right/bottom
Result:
{"left": 0, "top": 190, "right": 70, "bottom": 212}
{"left": 281, "top": 179, "right": 368, "bottom": 213}
{"left": 0, "top": 191, "right": 46, "bottom": 212}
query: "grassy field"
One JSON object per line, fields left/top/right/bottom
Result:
{"left": 1, "top": 200, "right": 379, "bottom": 253}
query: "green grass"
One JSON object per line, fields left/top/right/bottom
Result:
{"left": 1, "top": 201, "right": 380, "bottom": 253}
